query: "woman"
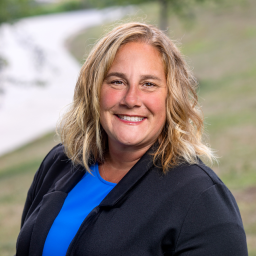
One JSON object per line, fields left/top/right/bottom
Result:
{"left": 16, "top": 23, "right": 248, "bottom": 256}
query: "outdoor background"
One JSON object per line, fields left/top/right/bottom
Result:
{"left": 0, "top": 0, "right": 255, "bottom": 255}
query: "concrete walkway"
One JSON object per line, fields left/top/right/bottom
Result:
{"left": 0, "top": 7, "right": 132, "bottom": 156}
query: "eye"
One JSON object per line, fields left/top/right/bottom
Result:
{"left": 143, "top": 82, "right": 156, "bottom": 88}
{"left": 111, "top": 80, "right": 123, "bottom": 85}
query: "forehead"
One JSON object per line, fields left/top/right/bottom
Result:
{"left": 108, "top": 42, "right": 166, "bottom": 76}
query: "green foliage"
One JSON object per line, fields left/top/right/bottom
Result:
{"left": 86, "top": 0, "right": 152, "bottom": 9}
{"left": 0, "top": 0, "right": 90, "bottom": 24}
{"left": 0, "top": 0, "right": 152, "bottom": 25}
{"left": 0, "top": 0, "right": 30, "bottom": 24}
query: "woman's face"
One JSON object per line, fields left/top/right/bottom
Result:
{"left": 100, "top": 42, "right": 167, "bottom": 150}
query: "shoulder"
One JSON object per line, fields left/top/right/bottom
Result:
{"left": 171, "top": 163, "right": 247, "bottom": 254}
{"left": 168, "top": 159, "right": 222, "bottom": 184}
{"left": 20, "top": 144, "right": 74, "bottom": 225}
{"left": 153, "top": 159, "right": 224, "bottom": 197}
{"left": 29, "top": 144, "right": 74, "bottom": 198}
{"left": 147, "top": 159, "right": 240, "bottom": 217}
{"left": 41, "top": 143, "right": 68, "bottom": 167}
{"left": 164, "top": 160, "right": 239, "bottom": 210}
{"left": 164, "top": 160, "right": 244, "bottom": 225}
{"left": 34, "top": 143, "right": 70, "bottom": 182}
{"left": 150, "top": 161, "right": 247, "bottom": 254}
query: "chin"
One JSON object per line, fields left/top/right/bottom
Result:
{"left": 114, "top": 137, "right": 142, "bottom": 147}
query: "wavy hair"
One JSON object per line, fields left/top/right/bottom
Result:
{"left": 58, "top": 22, "right": 215, "bottom": 173}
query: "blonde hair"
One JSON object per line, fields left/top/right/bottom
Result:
{"left": 58, "top": 22, "right": 215, "bottom": 173}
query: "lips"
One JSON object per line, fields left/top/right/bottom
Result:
{"left": 116, "top": 115, "right": 145, "bottom": 122}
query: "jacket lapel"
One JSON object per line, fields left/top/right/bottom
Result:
{"left": 28, "top": 169, "right": 85, "bottom": 256}
{"left": 99, "top": 146, "right": 155, "bottom": 208}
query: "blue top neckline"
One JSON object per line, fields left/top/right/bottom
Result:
{"left": 93, "top": 163, "right": 117, "bottom": 186}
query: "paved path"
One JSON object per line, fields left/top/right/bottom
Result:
{"left": 0, "top": 7, "right": 132, "bottom": 156}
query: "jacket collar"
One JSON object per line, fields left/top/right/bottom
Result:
{"left": 99, "top": 145, "right": 155, "bottom": 207}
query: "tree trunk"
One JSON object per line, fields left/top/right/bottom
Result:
{"left": 159, "top": 0, "right": 168, "bottom": 32}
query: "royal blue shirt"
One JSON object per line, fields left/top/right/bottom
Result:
{"left": 42, "top": 163, "right": 116, "bottom": 256}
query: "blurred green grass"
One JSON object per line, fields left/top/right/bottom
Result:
{"left": 1, "top": 0, "right": 256, "bottom": 255}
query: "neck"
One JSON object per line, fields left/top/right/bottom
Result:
{"left": 99, "top": 141, "right": 153, "bottom": 183}
{"left": 108, "top": 141, "right": 152, "bottom": 169}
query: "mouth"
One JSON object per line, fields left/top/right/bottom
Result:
{"left": 116, "top": 115, "right": 145, "bottom": 122}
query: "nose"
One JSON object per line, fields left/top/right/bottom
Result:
{"left": 120, "top": 85, "right": 142, "bottom": 108}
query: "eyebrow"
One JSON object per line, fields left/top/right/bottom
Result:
{"left": 105, "top": 72, "right": 162, "bottom": 82}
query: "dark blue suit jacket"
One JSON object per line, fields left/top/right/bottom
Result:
{"left": 16, "top": 144, "right": 248, "bottom": 255}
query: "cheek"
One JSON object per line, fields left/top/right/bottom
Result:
{"left": 100, "top": 87, "right": 122, "bottom": 110}
{"left": 147, "top": 94, "right": 167, "bottom": 118}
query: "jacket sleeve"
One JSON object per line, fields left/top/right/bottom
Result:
{"left": 20, "top": 143, "right": 62, "bottom": 228}
{"left": 173, "top": 184, "right": 248, "bottom": 256}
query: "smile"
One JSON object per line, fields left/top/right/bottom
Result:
{"left": 117, "top": 115, "right": 145, "bottom": 122}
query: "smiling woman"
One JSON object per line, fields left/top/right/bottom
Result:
{"left": 100, "top": 42, "right": 167, "bottom": 177}
{"left": 15, "top": 23, "right": 248, "bottom": 256}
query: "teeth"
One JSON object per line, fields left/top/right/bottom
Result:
{"left": 118, "top": 115, "right": 144, "bottom": 122}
